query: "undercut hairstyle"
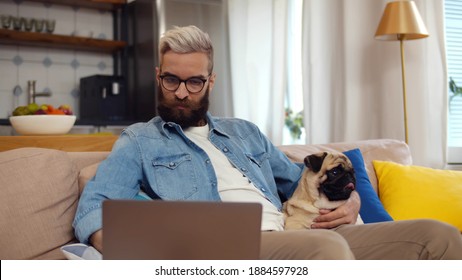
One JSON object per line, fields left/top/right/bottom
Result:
{"left": 159, "top": 25, "right": 214, "bottom": 73}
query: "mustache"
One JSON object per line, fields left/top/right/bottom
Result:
{"left": 156, "top": 84, "right": 210, "bottom": 128}
{"left": 163, "top": 96, "right": 193, "bottom": 108}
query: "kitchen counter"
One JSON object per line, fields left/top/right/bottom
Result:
{"left": 0, "top": 135, "right": 118, "bottom": 152}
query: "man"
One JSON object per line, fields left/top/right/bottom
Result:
{"left": 73, "top": 25, "right": 462, "bottom": 259}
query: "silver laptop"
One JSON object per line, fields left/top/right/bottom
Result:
{"left": 103, "top": 200, "right": 262, "bottom": 260}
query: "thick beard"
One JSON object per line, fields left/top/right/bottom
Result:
{"left": 157, "top": 85, "right": 209, "bottom": 128}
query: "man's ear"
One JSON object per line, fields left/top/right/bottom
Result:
{"left": 155, "top": 67, "right": 161, "bottom": 85}
{"left": 208, "top": 72, "right": 216, "bottom": 92}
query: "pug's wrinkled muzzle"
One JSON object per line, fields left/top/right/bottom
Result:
{"left": 320, "top": 172, "right": 356, "bottom": 201}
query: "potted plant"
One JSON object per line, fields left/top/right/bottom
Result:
{"left": 284, "top": 108, "right": 304, "bottom": 140}
{"left": 449, "top": 77, "right": 462, "bottom": 108}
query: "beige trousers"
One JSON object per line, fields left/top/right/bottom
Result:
{"left": 260, "top": 219, "right": 462, "bottom": 260}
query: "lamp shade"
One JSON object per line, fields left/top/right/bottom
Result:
{"left": 375, "top": 1, "right": 429, "bottom": 41}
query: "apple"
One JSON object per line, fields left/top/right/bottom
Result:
{"left": 58, "top": 104, "right": 73, "bottom": 115}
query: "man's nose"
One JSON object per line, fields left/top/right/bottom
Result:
{"left": 175, "top": 82, "right": 189, "bottom": 99}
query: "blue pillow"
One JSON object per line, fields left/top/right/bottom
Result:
{"left": 343, "top": 148, "right": 393, "bottom": 223}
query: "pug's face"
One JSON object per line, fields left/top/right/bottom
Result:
{"left": 304, "top": 152, "right": 356, "bottom": 201}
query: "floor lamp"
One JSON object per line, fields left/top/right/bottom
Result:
{"left": 375, "top": 1, "right": 428, "bottom": 144}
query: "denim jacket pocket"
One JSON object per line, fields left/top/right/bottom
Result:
{"left": 246, "top": 152, "right": 270, "bottom": 168}
{"left": 245, "top": 152, "right": 276, "bottom": 189}
{"left": 150, "top": 153, "right": 198, "bottom": 199}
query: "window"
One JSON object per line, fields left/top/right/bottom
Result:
{"left": 283, "top": 0, "right": 304, "bottom": 145}
{"left": 445, "top": 0, "right": 462, "bottom": 164}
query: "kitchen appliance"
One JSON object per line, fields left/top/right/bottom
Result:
{"left": 79, "top": 75, "right": 127, "bottom": 122}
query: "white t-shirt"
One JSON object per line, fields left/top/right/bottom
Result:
{"left": 184, "top": 125, "right": 284, "bottom": 231}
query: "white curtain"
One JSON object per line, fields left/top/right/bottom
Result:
{"left": 301, "top": 0, "right": 447, "bottom": 168}
{"left": 228, "top": 0, "right": 288, "bottom": 145}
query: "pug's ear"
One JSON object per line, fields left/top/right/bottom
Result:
{"left": 304, "top": 152, "right": 327, "bottom": 173}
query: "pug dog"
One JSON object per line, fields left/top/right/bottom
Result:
{"left": 283, "top": 152, "right": 361, "bottom": 230}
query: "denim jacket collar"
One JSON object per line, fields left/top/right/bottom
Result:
{"left": 158, "top": 112, "right": 230, "bottom": 139}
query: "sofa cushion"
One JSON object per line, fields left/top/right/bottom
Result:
{"left": 78, "top": 162, "right": 100, "bottom": 194}
{"left": 373, "top": 160, "right": 462, "bottom": 232}
{"left": 67, "top": 151, "right": 108, "bottom": 194}
{"left": 0, "top": 148, "right": 79, "bottom": 259}
{"left": 68, "top": 151, "right": 109, "bottom": 174}
{"left": 344, "top": 149, "right": 393, "bottom": 223}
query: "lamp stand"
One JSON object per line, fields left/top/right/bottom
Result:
{"left": 399, "top": 39, "right": 409, "bottom": 144}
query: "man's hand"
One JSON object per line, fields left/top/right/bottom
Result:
{"left": 311, "top": 191, "right": 361, "bottom": 229}
{"left": 90, "top": 229, "right": 103, "bottom": 253}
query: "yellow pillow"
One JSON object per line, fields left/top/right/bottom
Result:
{"left": 373, "top": 160, "right": 462, "bottom": 231}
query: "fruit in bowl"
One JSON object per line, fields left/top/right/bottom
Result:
{"left": 9, "top": 104, "right": 76, "bottom": 135}
{"left": 12, "top": 103, "right": 74, "bottom": 116}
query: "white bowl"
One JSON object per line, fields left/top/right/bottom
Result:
{"left": 9, "top": 115, "right": 77, "bottom": 135}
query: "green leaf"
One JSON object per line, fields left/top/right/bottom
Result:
{"left": 284, "top": 107, "right": 304, "bottom": 139}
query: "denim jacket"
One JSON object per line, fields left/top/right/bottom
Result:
{"left": 73, "top": 112, "right": 303, "bottom": 244}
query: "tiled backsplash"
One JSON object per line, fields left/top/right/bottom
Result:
{"left": 0, "top": 0, "right": 115, "bottom": 118}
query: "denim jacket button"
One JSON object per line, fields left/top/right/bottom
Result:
{"left": 169, "top": 162, "right": 175, "bottom": 167}
{"left": 223, "top": 148, "right": 229, "bottom": 152}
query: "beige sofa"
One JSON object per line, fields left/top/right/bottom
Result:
{"left": 0, "top": 138, "right": 411, "bottom": 260}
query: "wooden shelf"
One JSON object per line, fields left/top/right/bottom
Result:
{"left": 0, "top": 29, "right": 127, "bottom": 53}
{"left": 6, "top": 0, "right": 127, "bottom": 11}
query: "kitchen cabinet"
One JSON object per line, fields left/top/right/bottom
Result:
{"left": 0, "top": 0, "right": 158, "bottom": 124}
{"left": 0, "top": 0, "right": 127, "bottom": 53}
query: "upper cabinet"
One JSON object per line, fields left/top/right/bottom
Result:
{"left": 0, "top": 0, "right": 127, "bottom": 53}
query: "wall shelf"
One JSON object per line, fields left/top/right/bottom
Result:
{"left": 6, "top": 0, "right": 127, "bottom": 11}
{"left": 0, "top": 29, "right": 126, "bottom": 53}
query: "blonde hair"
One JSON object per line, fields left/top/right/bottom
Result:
{"left": 159, "top": 25, "right": 214, "bottom": 73}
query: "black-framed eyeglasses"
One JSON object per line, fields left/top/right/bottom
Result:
{"left": 159, "top": 74, "right": 211, "bottom": 93}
